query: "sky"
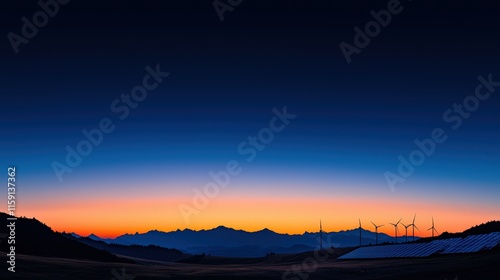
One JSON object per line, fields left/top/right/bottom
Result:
{"left": 1, "top": 0, "right": 499, "bottom": 238}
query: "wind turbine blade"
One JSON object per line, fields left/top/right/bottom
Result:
{"left": 413, "top": 213, "right": 416, "bottom": 224}
{"left": 371, "top": 221, "right": 376, "bottom": 227}
{"left": 414, "top": 225, "right": 420, "bottom": 231}
{"left": 397, "top": 218, "right": 402, "bottom": 225}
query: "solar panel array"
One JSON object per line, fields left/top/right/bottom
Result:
{"left": 337, "top": 243, "right": 441, "bottom": 259}
{"left": 338, "top": 232, "right": 500, "bottom": 259}
{"left": 441, "top": 232, "right": 500, "bottom": 254}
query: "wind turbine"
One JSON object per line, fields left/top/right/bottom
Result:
{"left": 401, "top": 223, "right": 411, "bottom": 243}
{"left": 358, "top": 219, "right": 362, "bottom": 247}
{"left": 370, "top": 221, "right": 384, "bottom": 245}
{"left": 319, "top": 220, "right": 323, "bottom": 250}
{"left": 428, "top": 217, "right": 439, "bottom": 238}
{"left": 410, "top": 213, "right": 420, "bottom": 241}
{"left": 389, "top": 218, "right": 402, "bottom": 243}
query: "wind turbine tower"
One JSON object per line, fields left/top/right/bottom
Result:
{"left": 320, "top": 220, "right": 323, "bottom": 250}
{"left": 358, "top": 219, "right": 362, "bottom": 247}
{"left": 370, "top": 221, "right": 384, "bottom": 245}
{"left": 401, "top": 223, "right": 411, "bottom": 243}
{"left": 410, "top": 213, "right": 420, "bottom": 241}
{"left": 390, "top": 218, "right": 402, "bottom": 243}
{"left": 428, "top": 217, "right": 439, "bottom": 238}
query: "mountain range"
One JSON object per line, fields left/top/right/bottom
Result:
{"left": 2, "top": 211, "right": 498, "bottom": 260}
{"left": 83, "top": 226, "right": 410, "bottom": 257}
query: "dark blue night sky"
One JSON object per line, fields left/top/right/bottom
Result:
{"left": 1, "top": 0, "right": 499, "bottom": 235}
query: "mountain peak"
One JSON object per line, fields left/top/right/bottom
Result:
{"left": 257, "top": 228, "right": 275, "bottom": 233}
{"left": 213, "top": 225, "right": 233, "bottom": 230}
{"left": 87, "top": 234, "right": 102, "bottom": 240}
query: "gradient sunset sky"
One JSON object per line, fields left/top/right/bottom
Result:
{"left": 1, "top": 0, "right": 499, "bottom": 238}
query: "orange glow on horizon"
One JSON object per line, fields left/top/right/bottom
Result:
{"left": 14, "top": 190, "right": 499, "bottom": 239}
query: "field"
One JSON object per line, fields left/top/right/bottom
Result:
{"left": 1, "top": 249, "right": 499, "bottom": 279}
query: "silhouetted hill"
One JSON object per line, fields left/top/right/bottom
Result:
{"left": 65, "top": 234, "right": 188, "bottom": 262}
{"left": 0, "top": 213, "right": 131, "bottom": 263}
{"left": 462, "top": 221, "right": 500, "bottom": 235}
{"left": 416, "top": 220, "right": 500, "bottom": 242}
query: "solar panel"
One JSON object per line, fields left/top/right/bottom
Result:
{"left": 441, "top": 232, "right": 500, "bottom": 254}
{"left": 338, "top": 243, "right": 441, "bottom": 259}
{"left": 338, "top": 232, "right": 500, "bottom": 259}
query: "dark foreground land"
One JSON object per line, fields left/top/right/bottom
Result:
{"left": 1, "top": 248, "right": 500, "bottom": 280}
